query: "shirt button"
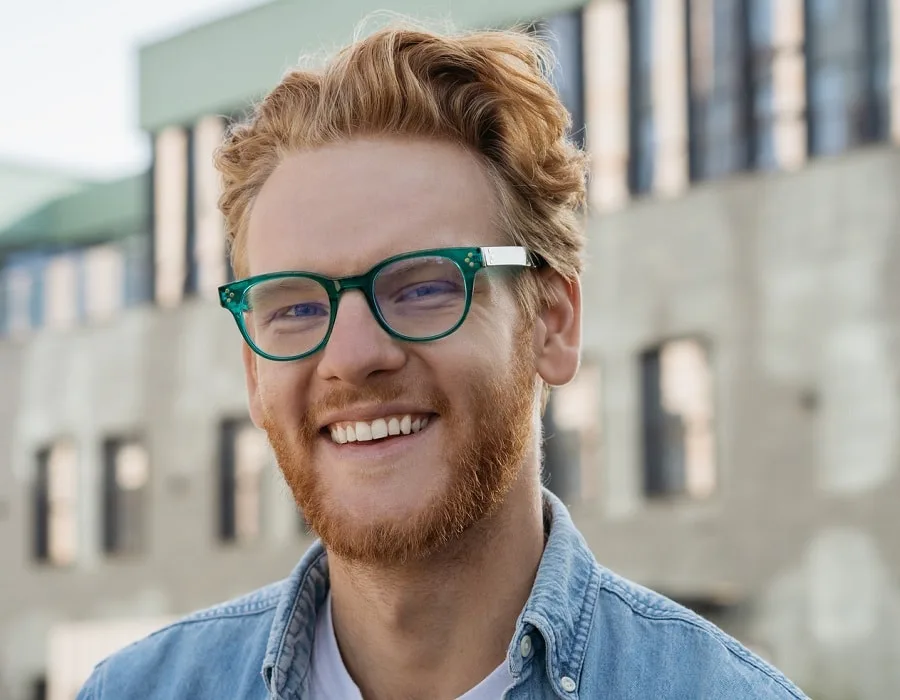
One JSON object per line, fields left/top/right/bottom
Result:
{"left": 519, "top": 634, "right": 532, "bottom": 658}
{"left": 560, "top": 676, "right": 577, "bottom": 693}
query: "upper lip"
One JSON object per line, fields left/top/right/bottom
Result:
{"left": 318, "top": 403, "right": 436, "bottom": 429}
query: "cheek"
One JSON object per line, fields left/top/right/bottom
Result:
{"left": 256, "top": 364, "right": 311, "bottom": 417}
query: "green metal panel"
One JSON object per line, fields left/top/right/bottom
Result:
{"left": 0, "top": 163, "right": 83, "bottom": 232}
{"left": 0, "top": 172, "right": 150, "bottom": 252}
{"left": 139, "top": 0, "right": 585, "bottom": 132}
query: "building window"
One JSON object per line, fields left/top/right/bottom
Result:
{"left": 122, "top": 235, "right": 153, "bottom": 306}
{"left": 3, "top": 265, "right": 36, "bottom": 335}
{"left": 539, "top": 9, "right": 587, "bottom": 148}
{"left": 192, "top": 116, "right": 228, "bottom": 299}
{"left": 219, "top": 419, "right": 269, "bottom": 543}
{"left": 546, "top": 364, "right": 603, "bottom": 502}
{"left": 31, "top": 676, "right": 47, "bottom": 700}
{"left": 686, "top": 0, "right": 806, "bottom": 177}
{"left": 805, "top": 0, "right": 891, "bottom": 156}
{"left": 33, "top": 441, "right": 78, "bottom": 565}
{"left": 102, "top": 439, "right": 149, "bottom": 556}
{"left": 153, "top": 126, "right": 189, "bottom": 308}
{"left": 686, "top": 0, "right": 753, "bottom": 179}
{"left": 628, "top": 0, "right": 689, "bottom": 196}
{"left": 641, "top": 339, "right": 716, "bottom": 500}
{"left": 83, "top": 245, "right": 125, "bottom": 322}
{"left": 584, "top": 0, "right": 630, "bottom": 210}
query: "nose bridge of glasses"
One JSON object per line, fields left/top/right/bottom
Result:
{"left": 329, "top": 272, "right": 384, "bottom": 328}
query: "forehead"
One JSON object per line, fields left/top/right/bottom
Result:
{"left": 246, "top": 138, "right": 502, "bottom": 277}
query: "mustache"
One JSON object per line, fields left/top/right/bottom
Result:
{"left": 302, "top": 378, "right": 450, "bottom": 428}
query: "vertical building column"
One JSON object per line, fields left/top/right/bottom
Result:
{"left": 193, "top": 116, "right": 227, "bottom": 300}
{"left": 82, "top": 245, "right": 124, "bottom": 322}
{"left": 891, "top": 0, "right": 900, "bottom": 142}
{"left": 583, "top": 0, "right": 630, "bottom": 210}
{"left": 772, "top": 0, "right": 807, "bottom": 169}
{"left": 153, "top": 127, "right": 189, "bottom": 309}
{"left": 43, "top": 255, "right": 79, "bottom": 330}
{"left": 652, "top": 0, "right": 689, "bottom": 196}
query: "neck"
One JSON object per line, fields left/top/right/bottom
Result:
{"left": 327, "top": 465, "right": 545, "bottom": 700}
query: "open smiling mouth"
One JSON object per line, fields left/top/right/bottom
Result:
{"left": 323, "top": 413, "right": 436, "bottom": 445}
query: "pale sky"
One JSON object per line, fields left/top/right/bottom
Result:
{"left": 0, "top": 0, "right": 271, "bottom": 179}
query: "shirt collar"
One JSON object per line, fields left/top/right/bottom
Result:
{"left": 261, "top": 488, "right": 599, "bottom": 699}
{"left": 507, "top": 488, "right": 600, "bottom": 697}
{"left": 262, "top": 542, "right": 329, "bottom": 699}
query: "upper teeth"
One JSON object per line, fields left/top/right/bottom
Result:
{"left": 329, "top": 414, "right": 429, "bottom": 444}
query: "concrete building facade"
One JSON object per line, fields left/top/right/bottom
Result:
{"left": 3, "top": 1, "right": 900, "bottom": 698}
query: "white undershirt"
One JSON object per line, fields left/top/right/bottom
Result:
{"left": 308, "top": 593, "right": 514, "bottom": 700}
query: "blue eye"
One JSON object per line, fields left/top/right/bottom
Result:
{"left": 268, "top": 302, "right": 329, "bottom": 323}
{"left": 398, "top": 281, "right": 458, "bottom": 301}
{"left": 287, "top": 303, "right": 327, "bottom": 317}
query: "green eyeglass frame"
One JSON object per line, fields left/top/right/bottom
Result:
{"left": 218, "top": 246, "right": 542, "bottom": 362}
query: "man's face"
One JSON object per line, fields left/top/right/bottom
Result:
{"left": 243, "top": 138, "right": 540, "bottom": 565}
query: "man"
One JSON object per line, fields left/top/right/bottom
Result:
{"left": 78, "top": 22, "right": 808, "bottom": 700}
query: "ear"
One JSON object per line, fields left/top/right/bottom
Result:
{"left": 242, "top": 342, "right": 265, "bottom": 429}
{"left": 533, "top": 271, "right": 581, "bottom": 387}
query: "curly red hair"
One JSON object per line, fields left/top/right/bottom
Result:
{"left": 215, "top": 20, "right": 588, "bottom": 320}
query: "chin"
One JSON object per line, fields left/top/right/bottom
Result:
{"left": 310, "top": 477, "right": 462, "bottom": 564}
{"left": 332, "top": 474, "right": 446, "bottom": 523}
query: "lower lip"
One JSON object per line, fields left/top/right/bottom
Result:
{"left": 321, "top": 418, "right": 437, "bottom": 459}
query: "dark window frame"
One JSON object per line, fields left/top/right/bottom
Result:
{"left": 33, "top": 447, "right": 51, "bottom": 562}
{"left": 184, "top": 125, "right": 198, "bottom": 297}
{"left": 537, "top": 9, "right": 587, "bottom": 150}
{"left": 640, "top": 337, "right": 717, "bottom": 500}
{"left": 627, "top": 0, "right": 657, "bottom": 195}
{"left": 101, "top": 436, "right": 149, "bottom": 557}
{"left": 218, "top": 418, "right": 240, "bottom": 543}
{"left": 685, "top": 0, "right": 761, "bottom": 181}
{"left": 804, "top": 0, "right": 892, "bottom": 156}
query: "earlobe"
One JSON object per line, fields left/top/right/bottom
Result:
{"left": 534, "top": 271, "right": 582, "bottom": 387}
{"left": 242, "top": 343, "right": 265, "bottom": 429}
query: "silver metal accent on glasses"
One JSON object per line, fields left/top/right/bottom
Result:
{"left": 480, "top": 246, "right": 534, "bottom": 268}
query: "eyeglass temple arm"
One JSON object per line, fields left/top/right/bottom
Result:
{"left": 479, "top": 246, "right": 542, "bottom": 268}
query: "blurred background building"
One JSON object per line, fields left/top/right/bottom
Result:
{"left": 1, "top": 0, "right": 899, "bottom": 698}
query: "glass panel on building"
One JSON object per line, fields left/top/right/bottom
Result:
{"left": 548, "top": 363, "right": 603, "bottom": 502}
{"left": 641, "top": 339, "right": 716, "bottom": 500}
{"left": 540, "top": 9, "right": 587, "bottom": 148}
{"left": 3, "top": 265, "right": 36, "bottom": 335}
{"left": 34, "top": 441, "right": 78, "bottom": 566}
{"left": 687, "top": 0, "right": 752, "bottom": 179}
{"left": 628, "top": 0, "right": 689, "bottom": 196}
{"left": 806, "top": 0, "right": 891, "bottom": 156}
{"left": 102, "top": 439, "right": 149, "bottom": 556}
{"left": 219, "top": 419, "right": 270, "bottom": 543}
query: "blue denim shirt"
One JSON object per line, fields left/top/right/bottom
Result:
{"left": 77, "top": 490, "right": 808, "bottom": 699}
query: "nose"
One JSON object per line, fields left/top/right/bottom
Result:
{"left": 315, "top": 290, "right": 406, "bottom": 385}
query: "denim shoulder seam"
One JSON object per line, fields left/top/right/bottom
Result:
{"left": 600, "top": 577, "right": 806, "bottom": 699}
{"left": 181, "top": 592, "right": 282, "bottom": 621}
{"left": 103, "top": 595, "right": 281, "bottom": 662}
{"left": 84, "top": 661, "right": 104, "bottom": 699}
